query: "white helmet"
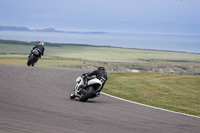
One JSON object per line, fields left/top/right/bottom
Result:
{"left": 39, "top": 41, "right": 44, "bottom": 46}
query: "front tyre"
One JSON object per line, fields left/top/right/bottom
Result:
{"left": 27, "top": 56, "right": 35, "bottom": 66}
{"left": 70, "top": 93, "right": 76, "bottom": 99}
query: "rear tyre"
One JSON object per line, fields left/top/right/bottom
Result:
{"left": 79, "top": 86, "right": 95, "bottom": 102}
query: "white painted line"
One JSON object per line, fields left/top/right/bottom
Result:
{"left": 101, "top": 92, "right": 200, "bottom": 119}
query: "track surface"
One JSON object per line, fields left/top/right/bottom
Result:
{"left": 0, "top": 64, "right": 200, "bottom": 133}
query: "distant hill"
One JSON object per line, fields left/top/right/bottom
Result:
{"left": 34, "top": 27, "right": 64, "bottom": 32}
{"left": 0, "top": 26, "right": 63, "bottom": 32}
{"left": 0, "top": 26, "right": 30, "bottom": 31}
{"left": 0, "top": 25, "right": 108, "bottom": 34}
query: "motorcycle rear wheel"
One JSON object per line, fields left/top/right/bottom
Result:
{"left": 79, "top": 86, "right": 95, "bottom": 102}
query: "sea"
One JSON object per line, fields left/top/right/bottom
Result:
{"left": 0, "top": 31, "right": 200, "bottom": 53}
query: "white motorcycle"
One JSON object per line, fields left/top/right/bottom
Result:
{"left": 70, "top": 73, "right": 105, "bottom": 102}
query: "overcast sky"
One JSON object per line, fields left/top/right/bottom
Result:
{"left": 0, "top": 0, "right": 200, "bottom": 34}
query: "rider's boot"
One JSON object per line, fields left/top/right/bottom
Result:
{"left": 96, "top": 92, "right": 100, "bottom": 97}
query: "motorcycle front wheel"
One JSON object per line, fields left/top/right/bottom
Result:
{"left": 27, "top": 56, "right": 35, "bottom": 66}
{"left": 70, "top": 93, "right": 76, "bottom": 99}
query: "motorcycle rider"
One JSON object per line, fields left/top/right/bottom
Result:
{"left": 70, "top": 66, "right": 108, "bottom": 99}
{"left": 28, "top": 41, "right": 45, "bottom": 62}
{"left": 86, "top": 66, "right": 108, "bottom": 96}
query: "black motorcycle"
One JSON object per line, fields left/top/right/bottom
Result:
{"left": 27, "top": 49, "right": 40, "bottom": 67}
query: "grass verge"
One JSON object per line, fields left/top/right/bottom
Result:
{"left": 103, "top": 72, "right": 200, "bottom": 117}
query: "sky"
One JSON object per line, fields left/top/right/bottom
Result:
{"left": 0, "top": 0, "right": 200, "bottom": 34}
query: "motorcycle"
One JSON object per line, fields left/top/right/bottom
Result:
{"left": 27, "top": 49, "right": 40, "bottom": 66}
{"left": 70, "top": 73, "right": 105, "bottom": 102}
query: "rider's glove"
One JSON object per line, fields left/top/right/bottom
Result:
{"left": 82, "top": 73, "right": 88, "bottom": 76}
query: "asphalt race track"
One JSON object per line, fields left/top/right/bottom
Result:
{"left": 0, "top": 64, "right": 200, "bottom": 133}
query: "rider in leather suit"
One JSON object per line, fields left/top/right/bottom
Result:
{"left": 28, "top": 41, "right": 45, "bottom": 61}
{"left": 87, "top": 67, "right": 108, "bottom": 96}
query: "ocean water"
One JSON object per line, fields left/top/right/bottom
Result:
{"left": 0, "top": 31, "right": 200, "bottom": 53}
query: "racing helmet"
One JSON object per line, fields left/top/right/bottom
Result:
{"left": 98, "top": 66, "right": 105, "bottom": 71}
{"left": 39, "top": 41, "right": 44, "bottom": 46}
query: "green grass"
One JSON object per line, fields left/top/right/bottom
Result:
{"left": 0, "top": 55, "right": 116, "bottom": 70}
{"left": 1, "top": 40, "right": 200, "bottom": 62}
{"left": 1, "top": 40, "right": 200, "bottom": 74}
{"left": 103, "top": 72, "right": 200, "bottom": 116}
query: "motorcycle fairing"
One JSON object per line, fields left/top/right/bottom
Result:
{"left": 74, "top": 76, "right": 84, "bottom": 96}
{"left": 87, "top": 78, "right": 102, "bottom": 92}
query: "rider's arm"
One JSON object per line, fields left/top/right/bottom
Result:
{"left": 41, "top": 48, "right": 45, "bottom": 55}
{"left": 87, "top": 70, "right": 98, "bottom": 77}
{"left": 32, "top": 45, "right": 37, "bottom": 50}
